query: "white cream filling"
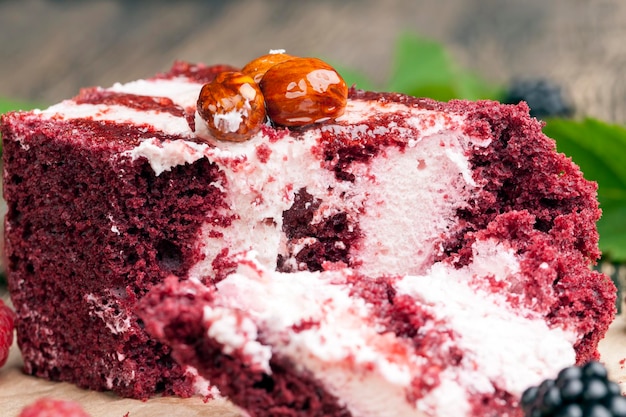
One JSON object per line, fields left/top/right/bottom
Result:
{"left": 203, "top": 306, "right": 272, "bottom": 374}
{"left": 206, "top": 250, "right": 576, "bottom": 417}
{"left": 41, "top": 76, "right": 487, "bottom": 281}
{"left": 109, "top": 77, "right": 203, "bottom": 109}
{"left": 40, "top": 101, "right": 194, "bottom": 138}
{"left": 187, "top": 127, "right": 354, "bottom": 278}
{"left": 209, "top": 252, "right": 422, "bottom": 417}
{"left": 186, "top": 100, "right": 480, "bottom": 280}
{"left": 395, "top": 241, "right": 576, "bottom": 411}
{"left": 124, "top": 138, "right": 209, "bottom": 176}
{"left": 354, "top": 132, "right": 479, "bottom": 276}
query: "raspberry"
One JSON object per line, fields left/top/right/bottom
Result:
{"left": 0, "top": 299, "right": 15, "bottom": 368}
{"left": 521, "top": 362, "right": 626, "bottom": 417}
{"left": 18, "top": 398, "right": 92, "bottom": 417}
{"left": 503, "top": 78, "right": 574, "bottom": 119}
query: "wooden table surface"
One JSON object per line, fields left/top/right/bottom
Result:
{"left": 1, "top": 0, "right": 626, "bottom": 123}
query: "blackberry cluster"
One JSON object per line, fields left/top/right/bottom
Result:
{"left": 503, "top": 79, "right": 574, "bottom": 119}
{"left": 521, "top": 362, "right": 626, "bottom": 417}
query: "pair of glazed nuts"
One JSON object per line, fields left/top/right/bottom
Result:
{"left": 197, "top": 52, "right": 348, "bottom": 142}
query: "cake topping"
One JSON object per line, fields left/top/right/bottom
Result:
{"left": 196, "top": 71, "right": 266, "bottom": 142}
{"left": 197, "top": 54, "right": 348, "bottom": 140}
{"left": 241, "top": 51, "right": 295, "bottom": 84}
{"left": 259, "top": 57, "right": 348, "bottom": 127}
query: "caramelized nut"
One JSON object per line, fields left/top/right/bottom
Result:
{"left": 197, "top": 71, "right": 266, "bottom": 142}
{"left": 241, "top": 51, "right": 295, "bottom": 84}
{"left": 259, "top": 57, "right": 348, "bottom": 127}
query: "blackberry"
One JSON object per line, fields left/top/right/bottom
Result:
{"left": 521, "top": 362, "right": 626, "bottom": 417}
{"left": 503, "top": 78, "right": 574, "bottom": 119}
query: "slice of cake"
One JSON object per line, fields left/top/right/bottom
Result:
{"left": 0, "top": 56, "right": 615, "bottom": 415}
{"left": 137, "top": 251, "right": 588, "bottom": 417}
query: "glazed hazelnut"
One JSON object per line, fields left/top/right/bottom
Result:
{"left": 197, "top": 71, "right": 266, "bottom": 142}
{"left": 259, "top": 57, "right": 348, "bottom": 127}
{"left": 241, "top": 51, "right": 295, "bottom": 84}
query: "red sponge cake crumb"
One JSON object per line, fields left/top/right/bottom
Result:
{"left": 1, "top": 59, "right": 615, "bottom": 416}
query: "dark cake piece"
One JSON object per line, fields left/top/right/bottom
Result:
{"left": 0, "top": 61, "right": 614, "bottom": 414}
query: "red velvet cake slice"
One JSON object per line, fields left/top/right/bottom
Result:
{"left": 1, "top": 58, "right": 615, "bottom": 416}
{"left": 138, "top": 250, "right": 592, "bottom": 417}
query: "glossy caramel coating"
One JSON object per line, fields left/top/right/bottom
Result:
{"left": 259, "top": 57, "right": 348, "bottom": 127}
{"left": 196, "top": 71, "right": 266, "bottom": 142}
{"left": 241, "top": 52, "right": 295, "bottom": 84}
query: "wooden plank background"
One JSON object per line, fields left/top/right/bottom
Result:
{"left": 1, "top": 0, "right": 626, "bottom": 123}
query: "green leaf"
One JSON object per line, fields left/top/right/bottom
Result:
{"left": 598, "top": 204, "right": 626, "bottom": 261}
{"left": 333, "top": 65, "right": 378, "bottom": 92}
{"left": 388, "top": 33, "right": 455, "bottom": 100}
{"left": 455, "top": 72, "right": 505, "bottom": 102}
{"left": 0, "top": 98, "right": 38, "bottom": 114}
{"left": 387, "top": 33, "right": 501, "bottom": 101}
{"left": 543, "top": 118, "right": 626, "bottom": 191}
{"left": 543, "top": 118, "right": 626, "bottom": 261}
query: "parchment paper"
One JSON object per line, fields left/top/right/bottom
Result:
{"left": 2, "top": 318, "right": 626, "bottom": 417}
{"left": 0, "top": 343, "right": 243, "bottom": 417}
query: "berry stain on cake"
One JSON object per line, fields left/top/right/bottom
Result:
{"left": 0, "top": 53, "right": 616, "bottom": 417}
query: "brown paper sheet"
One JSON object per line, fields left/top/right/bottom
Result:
{"left": 0, "top": 343, "right": 243, "bottom": 417}
{"left": 2, "top": 318, "right": 626, "bottom": 417}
